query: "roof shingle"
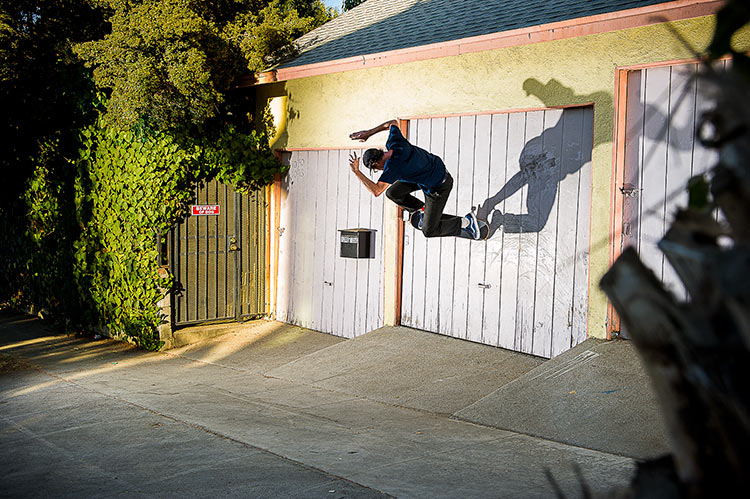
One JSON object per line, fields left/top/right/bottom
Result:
{"left": 279, "top": 0, "right": 671, "bottom": 69}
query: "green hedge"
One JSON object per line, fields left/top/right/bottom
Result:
{"left": 15, "top": 117, "right": 285, "bottom": 350}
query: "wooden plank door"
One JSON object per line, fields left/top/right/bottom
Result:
{"left": 401, "top": 107, "right": 593, "bottom": 358}
{"left": 277, "top": 149, "right": 385, "bottom": 338}
{"left": 620, "top": 62, "right": 724, "bottom": 303}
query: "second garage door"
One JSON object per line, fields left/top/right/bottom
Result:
{"left": 619, "top": 61, "right": 724, "bottom": 300}
{"left": 277, "top": 149, "right": 385, "bottom": 338}
{"left": 401, "top": 108, "right": 594, "bottom": 358}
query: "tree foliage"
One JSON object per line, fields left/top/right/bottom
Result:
{"left": 1, "top": 0, "right": 326, "bottom": 348}
{"left": 0, "top": 0, "right": 108, "bottom": 323}
{"left": 75, "top": 0, "right": 334, "bottom": 129}
{"left": 343, "top": 0, "right": 364, "bottom": 11}
{"left": 0, "top": 0, "right": 106, "bottom": 208}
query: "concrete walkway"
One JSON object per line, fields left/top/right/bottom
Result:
{"left": 0, "top": 311, "right": 665, "bottom": 498}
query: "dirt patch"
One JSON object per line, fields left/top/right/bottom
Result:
{"left": 0, "top": 353, "right": 36, "bottom": 374}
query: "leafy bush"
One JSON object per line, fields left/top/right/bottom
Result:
{"left": 2, "top": 0, "right": 316, "bottom": 349}
{"left": 69, "top": 117, "right": 285, "bottom": 349}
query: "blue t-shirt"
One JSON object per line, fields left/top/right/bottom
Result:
{"left": 378, "top": 125, "right": 446, "bottom": 194}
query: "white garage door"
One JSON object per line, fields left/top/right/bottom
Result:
{"left": 401, "top": 108, "right": 594, "bottom": 358}
{"left": 277, "top": 150, "right": 384, "bottom": 338}
{"left": 620, "top": 61, "right": 724, "bottom": 299}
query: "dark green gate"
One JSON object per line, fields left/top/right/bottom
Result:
{"left": 171, "top": 179, "right": 266, "bottom": 326}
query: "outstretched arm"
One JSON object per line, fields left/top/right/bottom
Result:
{"left": 490, "top": 171, "right": 525, "bottom": 205}
{"left": 349, "top": 119, "right": 399, "bottom": 142}
{"left": 349, "top": 152, "right": 389, "bottom": 197}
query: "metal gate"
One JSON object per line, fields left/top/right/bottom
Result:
{"left": 171, "top": 179, "right": 266, "bottom": 326}
{"left": 401, "top": 108, "right": 593, "bottom": 359}
{"left": 619, "top": 61, "right": 724, "bottom": 300}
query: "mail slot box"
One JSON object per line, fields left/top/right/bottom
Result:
{"left": 339, "top": 228, "right": 375, "bottom": 259}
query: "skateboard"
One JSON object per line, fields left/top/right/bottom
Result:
{"left": 409, "top": 210, "right": 489, "bottom": 240}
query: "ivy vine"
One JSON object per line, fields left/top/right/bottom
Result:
{"left": 17, "top": 112, "right": 286, "bottom": 350}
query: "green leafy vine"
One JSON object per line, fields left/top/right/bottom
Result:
{"left": 65, "top": 114, "right": 285, "bottom": 350}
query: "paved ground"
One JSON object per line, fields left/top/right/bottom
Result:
{"left": 0, "top": 311, "right": 665, "bottom": 498}
{"left": 456, "top": 338, "right": 669, "bottom": 459}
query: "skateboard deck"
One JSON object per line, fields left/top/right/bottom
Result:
{"left": 409, "top": 211, "right": 489, "bottom": 240}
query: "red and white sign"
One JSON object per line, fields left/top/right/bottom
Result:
{"left": 191, "top": 205, "right": 220, "bottom": 216}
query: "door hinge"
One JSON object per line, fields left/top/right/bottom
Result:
{"left": 229, "top": 236, "right": 239, "bottom": 252}
{"left": 620, "top": 184, "right": 640, "bottom": 198}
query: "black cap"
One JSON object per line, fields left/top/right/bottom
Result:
{"left": 362, "top": 148, "right": 382, "bottom": 169}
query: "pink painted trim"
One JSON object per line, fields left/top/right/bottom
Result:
{"left": 607, "top": 68, "right": 629, "bottom": 338}
{"left": 274, "top": 105, "right": 594, "bottom": 153}
{"left": 616, "top": 53, "right": 732, "bottom": 72}
{"left": 274, "top": 146, "right": 372, "bottom": 152}
{"left": 401, "top": 103, "right": 594, "bottom": 122}
{"left": 257, "top": 0, "right": 721, "bottom": 84}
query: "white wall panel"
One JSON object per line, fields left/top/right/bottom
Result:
{"left": 551, "top": 109, "right": 582, "bottom": 356}
{"left": 424, "top": 118, "right": 446, "bottom": 334}
{"left": 572, "top": 108, "right": 594, "bottom": 348}
{"left": 640, "top": 67, "right": 671, "bottom": 285}
{"left": 402, "top": 107, "right": 593, "bottom": 359}
{"left": 277, "top": 149, "right": 385, "bottom": 338}
{"left": 517, "top": 110, "right": 545, "bottom": 354}
{"left": 320, "top": 151, "right": 338, "bottom": 333}
{"left": 333, "top": 150, "right": 352, "bottom": 337}
{"left": 294, "top": 151, "right": 316, "bottom": 327}
{"left": 622, "top": 63, "right": 721, "bottom": 304}
{"left": 467, "top": 114, "right": 492, "bottom": 344}
{"left": 438, "top": 117, "right": 460, "bottom": 338}
{"left": 533, "top": 108, "right": 564, "bottom": 358}
{"left": 482, "top": 113, "right": 510, "bottom": 347}
{"left": 498, "top": 111, "right": 525, "bottom": 351}
{"left": 410, "top": 119, "right": 431, "bottom": 331}
{"left": 276, "top": 157, "right": 293, "bottom": 323}
{"left": 450, "top": 115, "right": 476, "bottom": 340}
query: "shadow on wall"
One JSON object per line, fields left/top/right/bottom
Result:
{"left": 258, "top": 82, "right": 299, "bottom": 151}
{"left": 522, "top": 77, "right": 612, "bottom": 148}
{"left": 275, "top": 91, "right": 301, "bottom": 152}
{"left": 512, "top": 74, "right": 702, "bottom": 242}
{"left": 627, "top": 66, "right": 710, "bottom": 151}
{"left": 473, "top": 78, "right": 604, "bottom": 236}
{"left": 476, "top": 109, "right": 587, "bottom": 236}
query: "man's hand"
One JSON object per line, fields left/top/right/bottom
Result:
{"left": 349, "top": 130, "right": 370, "bottom": 142}
{"left": 350, "top": 119, "right": 398, "bottom": 142}
{"left": 348, "top": 152, "right": 360, "bottom": 173}
{"left": 348, "top": 151, "right": 388, "bottom": 197}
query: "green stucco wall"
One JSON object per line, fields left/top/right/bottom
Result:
{"left": 257, "top": 15, "right": 750, "bottom": 339}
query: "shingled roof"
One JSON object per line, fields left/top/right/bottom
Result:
{"left": 279, "top": 0, "right": 671, "bottom": 69}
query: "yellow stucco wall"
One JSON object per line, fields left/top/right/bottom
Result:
{"left": 257, "top": 15, "right": 750, "bottom": 338}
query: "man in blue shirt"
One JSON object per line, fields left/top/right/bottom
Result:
{"left": 348, "top": 119, "right": 483, "bottom": 239}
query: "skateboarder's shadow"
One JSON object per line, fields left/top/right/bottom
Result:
{"left": 476, "top": 114, "right": 588, "bottom": 238}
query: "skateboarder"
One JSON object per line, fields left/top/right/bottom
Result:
{"left": 348, "top": 119, "right": 487, "bottom": 240}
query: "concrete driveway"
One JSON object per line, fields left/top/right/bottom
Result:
{"left": 0, "top": 311, "right": 666, "bottom": 498}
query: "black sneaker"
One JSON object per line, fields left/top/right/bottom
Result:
{"left": 410, "top": 208, "right": 424, "bottom": 230}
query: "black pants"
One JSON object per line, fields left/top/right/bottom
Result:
{"left": 385, "top": 172, "right": 462, "bottom": 237}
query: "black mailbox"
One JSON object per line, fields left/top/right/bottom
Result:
{"left": 339, "top": 228, "right": 375, "bottom": 258}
